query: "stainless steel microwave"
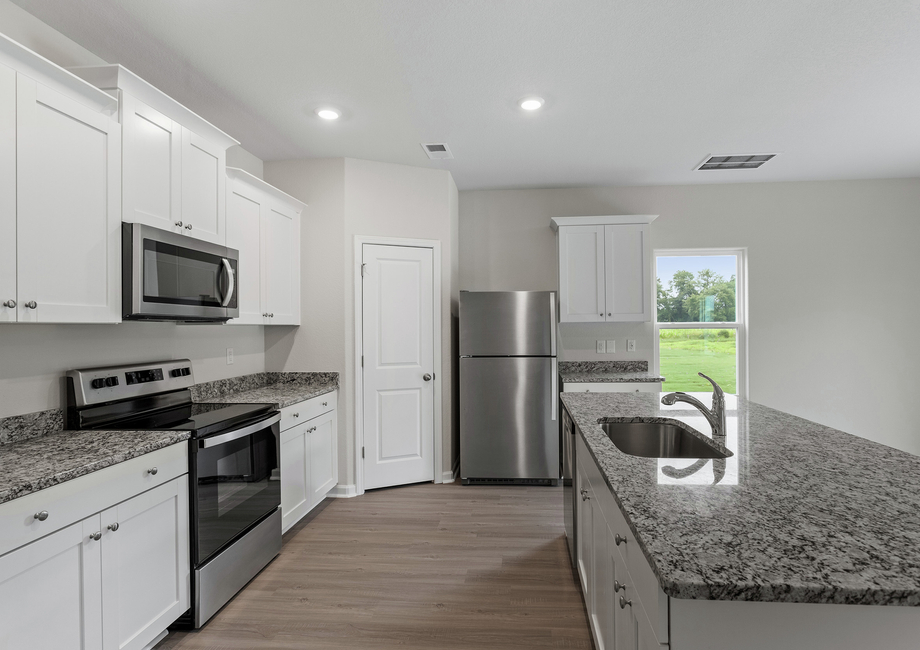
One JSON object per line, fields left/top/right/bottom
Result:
{"left": 123, "top": 223, "right": 239, "bottom": 322}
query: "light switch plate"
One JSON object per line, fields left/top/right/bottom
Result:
{"left": 226, "top": 348, "right": 234, "bottom": 365}
{"left": 606, "top": 340, "right": 616, "bottom": 353}
{"left": 596, "top": 340, "right": 606, "bottom": 353}
{"left": 627, "top": 340, "right": 636, "bottom": 352}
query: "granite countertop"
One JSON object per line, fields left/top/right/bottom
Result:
{"left": 193, "top": 371, "right": 339, "bottom": 409}
{"left": 0, "top": 429, "right": 190, "bottom": 505}
{"left": 560, "top": 391, "right": 920, "bottom": 606}
{"left": 558, "top": 360, "right": 665, "bottom": 383}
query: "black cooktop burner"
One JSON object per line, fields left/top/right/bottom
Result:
{"left": 112, "top": 401, "right": 275, "bottom": 438}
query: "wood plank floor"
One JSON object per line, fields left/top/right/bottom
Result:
{"left": 156, "top": 482, "right": 592, "bottom": 649}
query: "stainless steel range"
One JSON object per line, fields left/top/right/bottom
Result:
{"left": 66, "top": 359, "right": 281, "bottom": 628}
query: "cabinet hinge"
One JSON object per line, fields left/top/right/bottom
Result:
{"left": 361, "top": 355, "right": 364, "bottom": 368}
{"left": 362, "top": 446, "right": 365, "bottom": 459}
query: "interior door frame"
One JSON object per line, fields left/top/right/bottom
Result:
{"left": 353, "top": 235, "right": 443, "bottom": 497}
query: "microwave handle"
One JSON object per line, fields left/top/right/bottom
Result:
{"left": 199, "top": 413, "right": 281, "bottom": 449}
{"left": 220, "top": 258, "right": 235, "bottom": 308}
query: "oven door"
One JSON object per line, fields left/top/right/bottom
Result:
{"left": 124, "top": 223, "right": 239, "bottom": 321}
{"left": 192, "top": 414, "right": 281, "bottom": 566}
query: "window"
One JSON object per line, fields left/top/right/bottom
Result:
{"left": 655, "top": 249, "right": 747, "bottom": 396}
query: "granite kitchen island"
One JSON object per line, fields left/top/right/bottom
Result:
{"left": 560, "top": 391, "right": 920, "bottom": 650}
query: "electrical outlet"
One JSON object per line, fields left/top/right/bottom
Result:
{"left": 596, "top": 340, "right": 606, "bottom": 354}
{"left": 627, "top": 340, "right": 636, "bottom": 352}
{"left": 226, "top": 348, "right": 234, "bottom": 365}
{"left": 606, "top": 340, "right": 616, "bottom": 353}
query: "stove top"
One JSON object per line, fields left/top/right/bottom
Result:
{"left": 115, "top": 402, "right": 276, "bottom": 437}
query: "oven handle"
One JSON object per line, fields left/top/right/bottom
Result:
{"left": 220, "top": 258, "right": 235, "bottom": 308}
{"left": 199, "top": 413, "right": 281, "bottom": 449}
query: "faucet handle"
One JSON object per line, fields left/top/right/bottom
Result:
{"left": 698, "top": 373, "right": 723, "bottom": 397}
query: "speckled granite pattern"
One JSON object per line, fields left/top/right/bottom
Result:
{"left": 561, "top": 391, "right": 920, "bottom": 606}
{"left": 0, "top": 429, "right": 190, "bottom": 504}
{"left": 196, "top": 372, "right": 339, "bottom": 409}
{"left": 0, "top": 408, "right": 63, "bottom": 445}
{"left": 559, "top": 360, "right": 664, "bottom": 383}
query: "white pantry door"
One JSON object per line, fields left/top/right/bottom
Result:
{"left": 362, "top": 244, "right": 435, "bottom": 490}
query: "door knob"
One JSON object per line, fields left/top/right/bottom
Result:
{"left": 423, "top": 373, "right": 432, "bottom": 381}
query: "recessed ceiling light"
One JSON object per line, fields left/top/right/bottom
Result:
{"left": 696, "top": 153, "right": 778, "bottom": 170}
{"left": 315, "top": 108, "right": 340, "bottom": 120}
{"left": 520, "top": 97, "right": 545, "bottom": 111}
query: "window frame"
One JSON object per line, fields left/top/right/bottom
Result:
{"left": 653, "top": 247, "right": 748, "bottom": 398}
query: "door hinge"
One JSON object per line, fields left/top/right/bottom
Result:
{"left": 361, "top": 263, "right": 367, "bottom": 277}
{"left": 362, "top": 446, "right": 365, "bottom": 459}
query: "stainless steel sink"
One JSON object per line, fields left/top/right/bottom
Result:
{"left": 599, "top": 421, "right": 730, "bottom": 459}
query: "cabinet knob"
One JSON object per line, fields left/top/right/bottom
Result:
{"left": 619, "top": 596, "right": 632, "bottom": 609}
{"left": 293, "top": 412, "right": 300, "bottom": 418}
{"left": 614, "top": 580, "right": 627, "bottom": 593}
{"left": 175, "top": 221, "right": 183, "bottom": 227}
{"left": 25, "top": 301, "right": 37, "bottom": 309}
{"left": 185, "top": 223, "right": 193, "bottom": 230}
{"left": 2, "top": 299, "right": 14, "bottom": 308}
{"left": 599, "top": 313, "right": 603, "bottom": 317}
{"left": 89, "top": 531, "right": 102, "bottom": 541}
{"left": 33, "top": 510, "right": 49, "bottom": 521}
{"left": 269, "top": 313, "right": 274, "bottom": 318}
{"left": 308, "top": 426, "right": 317, "bottom": 433}
{"left": 107, "top": 522, "right": 119, "bottom": 532}
{"left": 147, "top": 467, "right": 158, "bottom": 475}
{"left": 580, "top": 488, "right": 589, "bottom": 501}
{"left": 322, "top": 401, "right": 328, "bottom": 407}
{"left": 614, "top": 534, "right": 627, "bottom": 546}
{"left": 607, "top": 312, "right": 611, "bottom": 316}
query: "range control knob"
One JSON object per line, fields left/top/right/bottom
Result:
{"left": 91, "top": 378, "right": 106, "bottom": 389}
{"left": 183, "top": 367, "right": 191, "bottom": 376}
{"left": 170, "top": 369, "right": 182, "bottom": 378}
{"left": 105, "top": 376, "right": 119, "bottom": 387}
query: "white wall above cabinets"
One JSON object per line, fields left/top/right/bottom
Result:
{"left": 226, "top": 167, "right": 304, "bottom": 326}
{"left": 551, "top": 216, "right": 657, "bottom": 324}
{"left": 0, "top": 33, "right": 121, "bottom": 324}
{"left": 68, "top": 64, "right": 239, "bottom": 246}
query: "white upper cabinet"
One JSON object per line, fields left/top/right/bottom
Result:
{"left": 69, "top": 65, "right": 239, "bottom": 246}
{"left": 0, "top": 61, "right": 16, "bottom": 323}
{"left": 552, "top": 216, "right": 657, "bottom": 323}
{"left": 226, "top": 167, "right": 303, "bottom": 326}
{"left": 0, "top": 34, "right": 121, "bottom": 324}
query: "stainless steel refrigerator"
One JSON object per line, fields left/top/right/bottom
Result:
{"left": 459, "top": 291, "right": 559, "bottom": 485}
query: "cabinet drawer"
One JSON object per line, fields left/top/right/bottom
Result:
{"left": 0, "top": 442, "right": 187, "bottom": 558}
{"left": 279, "top": 391, "right": 337, "bottom": 431}
{"left": 564, "top": 382, "right": 661, "bottom": 393}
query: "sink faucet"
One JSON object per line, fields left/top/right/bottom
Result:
{"left": 661, "top": 373, "right": 726, "bottom": 438}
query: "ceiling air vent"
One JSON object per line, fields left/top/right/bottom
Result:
{"left": 421, "top": 143, "right": 454, "bottom": 160}
{"left": 696, "top": 153, "right": 777, "bottom": 171}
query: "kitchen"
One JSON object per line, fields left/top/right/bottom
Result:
{"left": 1, "top": 1, "right": 919, "bottom": 649}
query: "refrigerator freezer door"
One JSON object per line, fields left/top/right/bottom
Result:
{"left": 460, "top": 291, "right": 556, "bottom": 357}
{"left": 460, "top": 356, "right": 559, "bottom": 480}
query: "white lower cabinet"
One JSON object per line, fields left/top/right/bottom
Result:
{"left": 576, "top": 433, "right": 668, "bottom": 650}
{"left": 280, "top": 392, "right": 338, "bottom": 533}
{"left": 0, "top": 444, "right": 190, "bottom": 650}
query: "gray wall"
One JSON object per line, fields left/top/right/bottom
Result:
{"left": 265, "top": 158, "right": 458, "bottom": 488}
{"left": 460, "top": 179, "right": 920, "bottom": 455}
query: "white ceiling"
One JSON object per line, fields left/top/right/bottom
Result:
{"left": 12, "top": 0, "right": 920, "bottom": 190}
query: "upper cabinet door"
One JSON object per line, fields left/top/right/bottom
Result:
{"left": 558, "top": 225, "right": 606, "bottom": 322}
{"left": 226, "top": 178, "right": 264, "bottom": 325}
{"left": 121, "top": 94, "right": 181, "bottom": 234}
{"left": 0, "top": 62, "right": 15, "bottom": 323}
{"left": 181, "top": 128, "right": 225, "bottom": 245}
{"left": 604, "top": 224, "right": 650, "bottom": 322}
{"left": 16, "top": 76, "right": 121, "bottom": 323}
{"left": 261, "top": 200, "right": 300, "bottom": 325}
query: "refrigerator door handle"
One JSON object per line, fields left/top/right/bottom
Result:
{"left": 551, "top": 357, "right": 558, "bottom": 421}
{"left": 549, "top": 292, "right": 557, "bottom": 356}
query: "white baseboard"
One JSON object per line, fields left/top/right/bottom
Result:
{"left": 441, "top": 457, "right": 460, "bottom": 483}
{"left": 328, "top": 483, "right": 358, "bottom": 498}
